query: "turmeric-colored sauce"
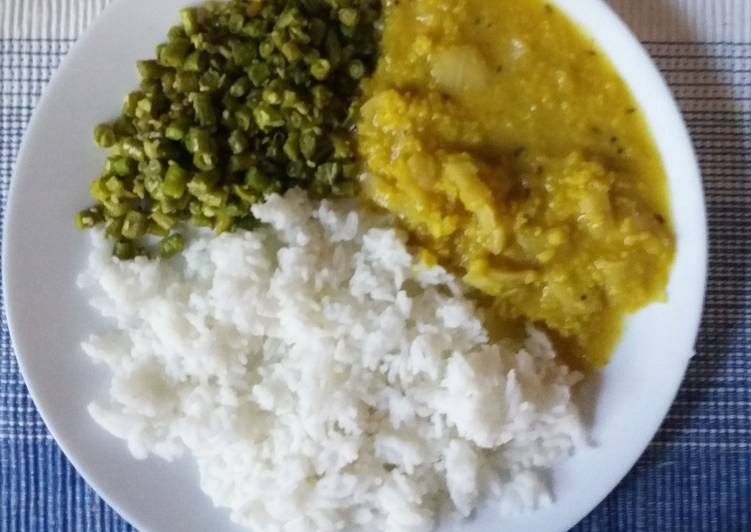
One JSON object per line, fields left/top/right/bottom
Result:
{"left": 357, "top": 0, "right": 675, "bottom": 368}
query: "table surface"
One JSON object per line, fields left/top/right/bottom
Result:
{"left": 1, "top": 1, "right": 749, "bottom": 531}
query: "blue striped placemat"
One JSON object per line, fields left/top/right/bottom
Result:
{"left": 1, "top": 1, "right": 749, "bottom": 530}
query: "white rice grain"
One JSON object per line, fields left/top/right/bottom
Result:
{"left": 79, "top": 188, "right": 585, "bottom": 532}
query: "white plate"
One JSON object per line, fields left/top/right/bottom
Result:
{"left": 2, "top": 0, "right": 707, "bottom": 531}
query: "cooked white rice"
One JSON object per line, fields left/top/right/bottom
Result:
{"left": 79, "top": 189, "right": 585, "bottom": 532}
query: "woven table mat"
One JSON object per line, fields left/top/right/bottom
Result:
{"left": 1, "top": 0, "right": 749, "bottom": 530}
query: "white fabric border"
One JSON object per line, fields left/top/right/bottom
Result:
{"left": 0, "top": 0, "right": 749, "bottom": 43}
{"left": 1, "top": 0, "right": 110, "bottom": 40}
{"left": 609, "top": 0, "right": 751, "bottom": 43}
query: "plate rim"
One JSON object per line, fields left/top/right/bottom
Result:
{"left": 2, "top": 0, "right": 708, "bottom": 530}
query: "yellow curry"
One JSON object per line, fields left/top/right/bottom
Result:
{"left": 357, "top": 0, "right": 675, "bottom": 368}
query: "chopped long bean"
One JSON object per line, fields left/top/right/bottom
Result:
{"left": 77, "top": 0, "right": 382, "bottom": 258}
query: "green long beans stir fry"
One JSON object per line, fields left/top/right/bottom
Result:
{"left": 77, "top": 0, "right": 382, "bottom": 259}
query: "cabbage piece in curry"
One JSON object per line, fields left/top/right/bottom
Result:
{"left": 357, "top": 0, "right": 675, "bottom": 368}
